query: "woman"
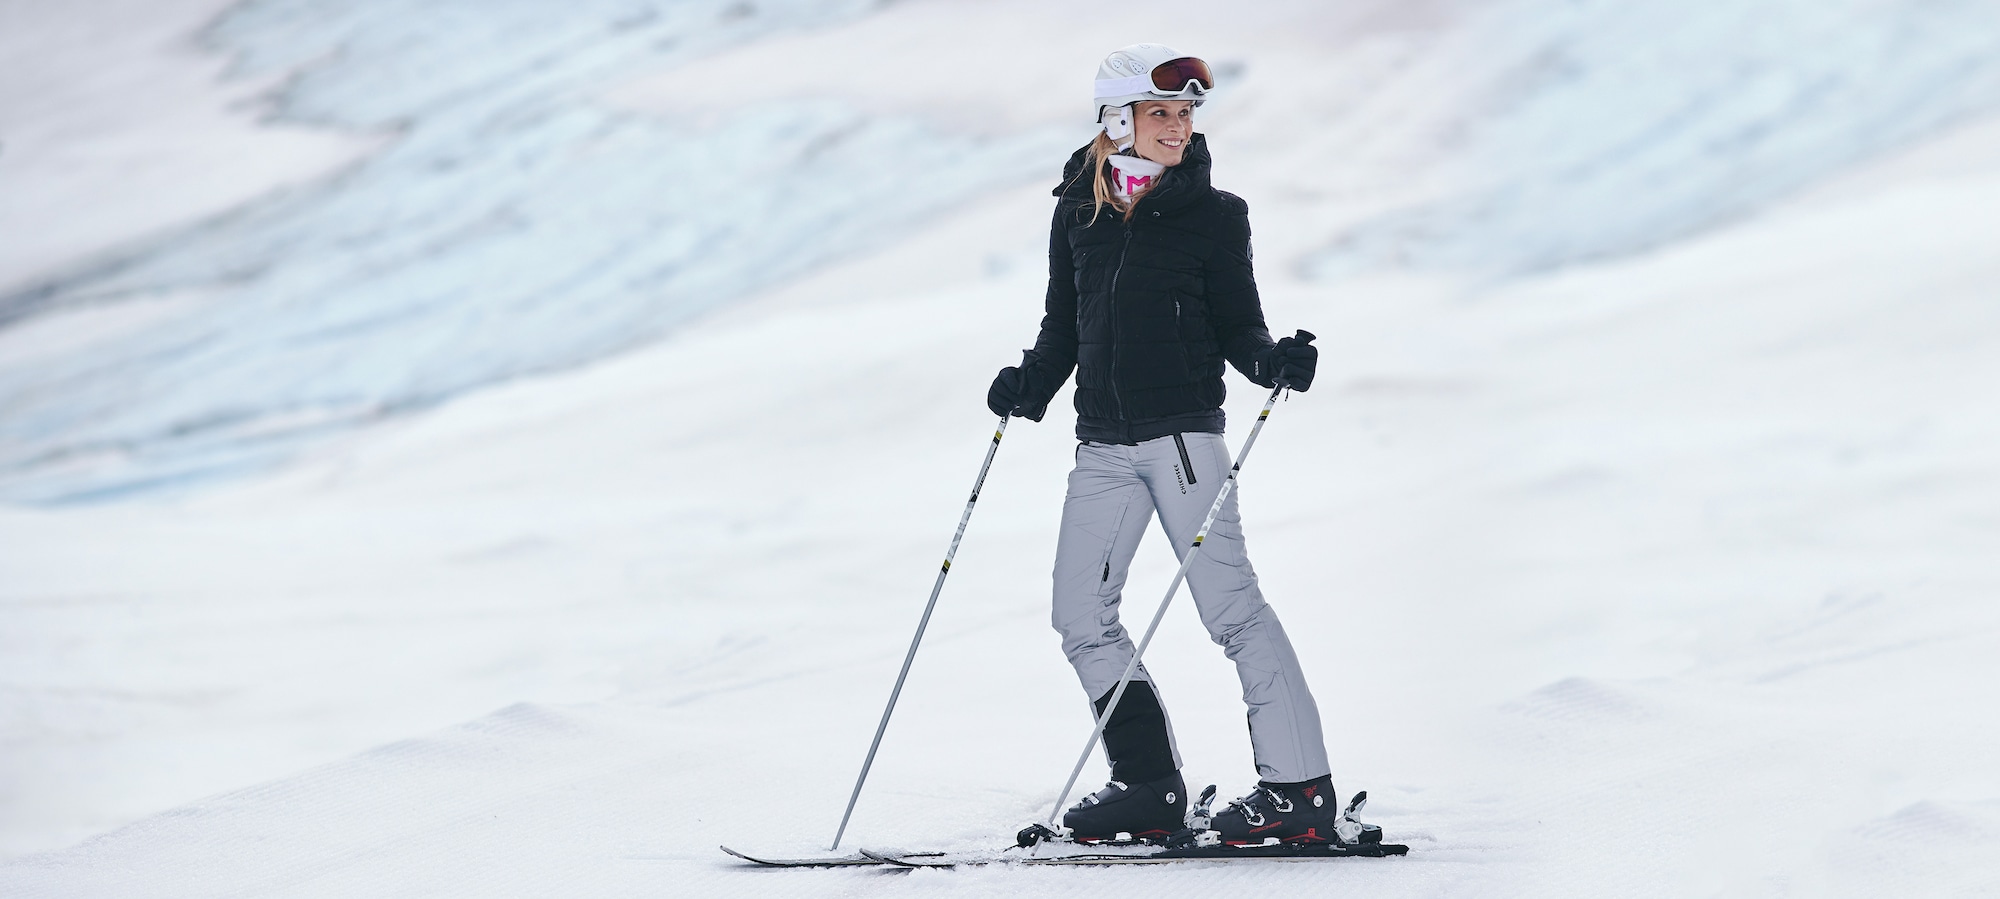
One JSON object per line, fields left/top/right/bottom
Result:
{"left": 987, "top": 43, "right": 1332, "bottom": 845}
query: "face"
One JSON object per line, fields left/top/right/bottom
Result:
{"left": 1132, "top": 100, "right": 1194, "bottom": 166}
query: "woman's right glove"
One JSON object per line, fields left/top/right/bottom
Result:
{"left": 987, "top": 366, "right": 1048, "bottom": 420}
{"left": 1252, "top": 330, "right": 1318, "bottom": 391}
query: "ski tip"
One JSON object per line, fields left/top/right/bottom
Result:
{"left": 718, "top": 845, "right": 772, "bottom": 865}
{"left": 719, "top": 845, "right": 884, "bottom": 867}
{"left": 719, "top": 845, "right": 778, "bottom": 864}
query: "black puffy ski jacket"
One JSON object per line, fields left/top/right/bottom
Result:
{"left": 1011, "top": 133, "right": 1279, "bottom": 444}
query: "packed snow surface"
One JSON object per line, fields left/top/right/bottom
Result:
{"left": 3, "top": 0, "right": 1999, "bottom": 896}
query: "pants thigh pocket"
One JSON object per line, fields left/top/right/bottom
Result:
{"left": 1094, "top": 489, "right": 1137, "bottom": 597}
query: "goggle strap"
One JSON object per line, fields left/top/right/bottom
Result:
{"left": 1092, "top": 76, "right": 1209, "bottom": 102}
{"left": 1093, "top": 73, "right": 1154, "bottom": 98}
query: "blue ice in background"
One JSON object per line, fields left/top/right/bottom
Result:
{"left": 5, "top": 0, "right": 2000, "bottom": 504}
{"left": 0, "top": 0, "right": 1078, "bottom": 503}
{"left": 1312, "top": 0, "right": 2000, "bottom": 276}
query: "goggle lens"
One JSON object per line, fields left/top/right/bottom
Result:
{"left": 1150, "top": 56, "right": 1214, "bottom": 93}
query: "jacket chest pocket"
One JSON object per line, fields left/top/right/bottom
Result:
{"left": 1170, "top": 290, "right": 1209, "bottom": 338}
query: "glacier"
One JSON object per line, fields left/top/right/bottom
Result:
{"left": 0, "top": 0, "right": 1077, "bottom": 503}
{"left": 8, "top": 0, "right": 2000, "bottom": 505}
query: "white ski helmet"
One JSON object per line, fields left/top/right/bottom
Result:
{"left": 1094, "top": 43, "right": 1214, "bottom": 150}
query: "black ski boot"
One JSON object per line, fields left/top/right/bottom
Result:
{"left": 1056, "top": 679, "right": 1185, "bottom": 842}
{"left": 1062, "top": 770, "right": 1188, "bottom": 842}
{"left": 1209, "top": 774, "right": 1341, "bottom": 845}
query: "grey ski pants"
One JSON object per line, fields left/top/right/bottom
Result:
{"left": 1052, "top": 432, "right": 1331, "bottom": 783}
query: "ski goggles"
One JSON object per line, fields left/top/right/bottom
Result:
{"left": 1093, "top": 56, "right": 1215, "bottom": 100}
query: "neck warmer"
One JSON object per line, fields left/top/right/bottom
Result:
{"left": 1105, "top": 154, "right": 1167, "bottom": 201}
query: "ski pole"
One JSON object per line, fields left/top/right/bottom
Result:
{"left": 1044, "top": 332, "right": 1310, "bottom": 826}
{"left": 831, "top": 415, "right": 1010, "bottom": 851}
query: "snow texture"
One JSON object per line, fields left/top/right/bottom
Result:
{"left": 3, "top": 0, "right": 1999, "bottom": 896}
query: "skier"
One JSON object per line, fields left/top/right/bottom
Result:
{"left": 987, "top": 43, "right": 1335, "bottom": 846}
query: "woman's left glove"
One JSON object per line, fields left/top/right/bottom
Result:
{"left": 988, "top": 366, "right": 1049, "bottom": 420}
{"left": 1253, "top": 331, "right": 1318, "bottom": 391}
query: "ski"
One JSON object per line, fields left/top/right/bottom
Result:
{"left": 860, "top": 840, "right": 1408, "bottom": 868}
{"left": 859, "top": 844, "right": 1144, "bottom": 868}
{"left": 719, "top": 845, "right": 896, "bottom": 867}
{"left": 858, "top": 786, "right": 1410, "bottom": 868}
{"left": 1032, "top": 841, "right": 1409, "bottom": 864}
{"left": 860, "top": 848, "right": 999, "bottom": 868}
{"left": 739, "top": 788, "right": 1408, "bottom": 869}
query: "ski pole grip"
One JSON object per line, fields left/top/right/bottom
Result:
{"left": 1293, "top": 329, "right": 1315, "bottom": 344}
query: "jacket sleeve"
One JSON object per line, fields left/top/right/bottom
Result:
{"left": 1015, "top": 202, "right": 1081, "bottom": 418}
{"left": 1206, "top": 192, "right": 1278, "bottom": 385}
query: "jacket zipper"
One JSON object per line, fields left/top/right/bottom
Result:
{"left": 1108, "top": 226, "right": 1133, "bottom": 422}
{"left": 1172, "top": 433, "right": 1197, "bottom": 485}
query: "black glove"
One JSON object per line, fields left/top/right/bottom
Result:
{"left": 1253, "top": 330, "right": 1318, "bottom": 391}
{"left": 988, "top": 366, "right": 1024, "bottom": 417}
{"left": 987, "top": 366, "right": 1048, "bottom": 420}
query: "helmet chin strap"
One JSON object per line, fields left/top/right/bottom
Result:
{"left": 1099, "top": 104, "right": 1135, "bottom": 152}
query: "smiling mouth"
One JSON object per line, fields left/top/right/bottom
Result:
{"left": 1159, "top": 138, "right": 1184, "bottom": 148}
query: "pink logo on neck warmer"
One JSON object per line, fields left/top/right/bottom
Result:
{"left": 1124, "top": 173, "right": 1153, "bottom": 194}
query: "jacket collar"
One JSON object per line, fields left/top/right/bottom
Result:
{"left": 1055, "top": 133, "right": 1213, "bottom": 214}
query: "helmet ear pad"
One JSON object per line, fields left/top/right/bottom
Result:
{"left": 1100, "top": 104, "right": 1134, "bottom": 151}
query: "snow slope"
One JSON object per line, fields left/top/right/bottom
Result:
{"left": 4, "top": 0, "right": 2000, "bottom": 895}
